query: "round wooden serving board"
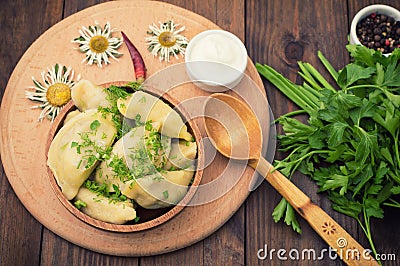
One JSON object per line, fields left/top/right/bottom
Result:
{"left": 0, "top": 1, "right": 269, "bottom": 256}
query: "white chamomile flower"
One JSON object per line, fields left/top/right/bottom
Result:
{"left": 72, "top": 21, "right": 123, "bottom": 67}
{"left": 145, "top": 20, "right": 189, "bottom": 62}
{"left": 25, "top": 64, "right": 81, "bottom": 122}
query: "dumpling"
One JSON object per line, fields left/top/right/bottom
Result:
{"left": 71, "top": 79, "right": 110, "bottom": 111}
{"left": 74, "top": 187, "right": 136, "bottom": 224}
{"left": 117, "top": 91, "right": 193, "bottom": 141}
{"left": 124, "top": 170, "right": 195, "bottom": 209}
{"left": 63, "top": 109, "right": 81, "bottom": 125}
{"left": 47, "top": 110, "right": 117, "bottom": 200}
{"left": 164, "top": 139, "right": 197, "bottom": 170}
{"left": 95, "top": 122, "right": 171, "bottom": 193}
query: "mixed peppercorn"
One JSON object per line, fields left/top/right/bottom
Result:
{"left": 356, "top": 12, "right": 400, "bottom": 54}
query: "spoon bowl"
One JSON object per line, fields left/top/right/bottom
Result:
{"left": 204, "top": 93, "right": 262, "bottom": 160}
{"left": 204, "top": 93, "right": 377, "bottom": 266}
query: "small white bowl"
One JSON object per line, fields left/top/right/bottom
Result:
{"left": 350, "top": 4, "right": 400, "bottom": 55}
{"left": 185, "top": 30, "right": 248, "bottom": 92}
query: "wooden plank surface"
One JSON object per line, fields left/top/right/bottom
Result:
{"left": 0, "top": 1, "right": 62, "bottom": 266}
{"left": 1, "top": 0, "right": 400, "bottom": 265}
{"left": 1, "top": 0, "right": 259, "bottom": 261}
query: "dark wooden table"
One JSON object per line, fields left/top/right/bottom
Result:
{"left": 1, "top": 0, "right": 400, "bottom": 265}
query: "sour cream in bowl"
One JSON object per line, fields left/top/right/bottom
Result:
{"left": 185, "top": 30, "right": 248, "bottom": 92}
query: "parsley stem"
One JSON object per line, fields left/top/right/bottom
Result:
{"left": 317, "top": 51, "right": 339, "bottom": 82}
{"left": 383, "top": 199, "right": 400, "bottom": 208}
{"left": 298, "top": 66, "right": 322, "bottom": 91}
{"left": 362, "top": 190, "right": 380, "bottom": 263}
{"left": 302, "top": 83, "right": 324, "bottom": 99}
{"left": 346, "top": 84, "right": 382, "bottom": 91}
{"left": 355, "top": 217, "right": 368, "bottom": 237}
{"left": 256, "top": 63, "right": 318, "bottom": 113}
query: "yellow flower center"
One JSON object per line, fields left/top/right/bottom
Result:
{"left": 89, "top": 35, "right": 109, "bottom": 53}
{"left": 158, "top": 31, "right": 176, "bottom": 48}
{"left": 46, "top": 83, "right": 71, "bottom": 107}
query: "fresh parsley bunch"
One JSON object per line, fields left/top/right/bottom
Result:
{"left": 256, "top": 45, "right": 400, "bottom": 259}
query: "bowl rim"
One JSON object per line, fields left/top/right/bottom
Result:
{"left": 349, "top": 4, "right": 400, "bottom": 54}
{"left": 45, "top": 81, "right": 204, "bottom": 232}
{"left": 185, "top": 29, "right": 248, "bottom": 90}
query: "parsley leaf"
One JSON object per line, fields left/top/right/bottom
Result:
{"left": 98, "top": 83, "right": 141, "bottom": 139}
{"left": 84, "top": 180, "right": 129, "bottom": 203}
{"left": 382, "top": 59, "right": 400, "bottom": 86}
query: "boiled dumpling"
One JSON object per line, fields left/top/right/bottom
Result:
{"left": 95, "top": 122, "right": 171, "bottom": 193}
{"left": 63, "top": 109, "right": 81, "bottom": 125}
{"left": 74, "top": 187, "right": 136, "bottom": 224}
{"left": 117, "top": 91, "right": 193, "bottom": 141}
{"left": 47, "top": 110, "right": 117, "bottom": 200}
{"left": 164, "top": 139, "right": 197, "bottom": 170}
{"left": 71, "top": 79, "right": 110, "bottom": 111}
{"left": 124, "top": 170, "right": 194, "bottom": 209}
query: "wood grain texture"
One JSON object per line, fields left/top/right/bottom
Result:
{"left": 347, "top": 2, "right": 400, "bottom": 265}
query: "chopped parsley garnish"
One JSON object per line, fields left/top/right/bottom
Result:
{"left": 257, "top": 44, "right": 400, "bottom": 261}
{"left": 98, "top": 83, "right": 142, "bottom": 139}
{"left": 163, "top": 190, "right": 169, "bottom": 199}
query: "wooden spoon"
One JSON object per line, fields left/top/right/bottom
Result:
{"left": 204, "top": 93, "right": 377, "bottom": 266}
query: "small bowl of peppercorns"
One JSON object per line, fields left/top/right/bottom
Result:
{"left": 350, "top": 4, "right": 400, "bottom": 55}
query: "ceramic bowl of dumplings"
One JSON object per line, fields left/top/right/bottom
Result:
{"left": 46, "top": 81, "right": 204, "bottom": 232}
